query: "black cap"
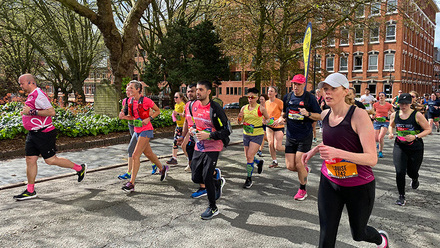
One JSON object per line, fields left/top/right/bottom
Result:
{"left": 398, "top": 93, "right": 412, "bottom": 104}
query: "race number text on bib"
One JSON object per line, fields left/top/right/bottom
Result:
{"left": 288, "top": 109, "right": 304, "bottom": 120}
{"left": 325, "top": 158, "right": 358, "bottom": 179}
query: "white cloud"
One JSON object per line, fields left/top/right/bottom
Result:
{"left": 436, "top": 12, "right": 440, "bottom": 47}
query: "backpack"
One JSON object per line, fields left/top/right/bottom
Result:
{"left": 189, "top": 100, "right": 232, "bottom": 148}
{"left": 129, "top": 96, "right": 150, "bottom": 120}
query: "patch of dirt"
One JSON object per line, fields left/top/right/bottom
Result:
{"left": 1, "top": 109, "right": 239, "bottom": 159}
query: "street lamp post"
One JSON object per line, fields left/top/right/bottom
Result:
{"left": 388, "top": 64, "right": 394, "bottom": 99}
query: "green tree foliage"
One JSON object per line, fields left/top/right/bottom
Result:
{"left": 0, "top": 0, "right": 105, "bottom": 105}
{"left": 143, "top": 20, "right": 229, "bottom": 98}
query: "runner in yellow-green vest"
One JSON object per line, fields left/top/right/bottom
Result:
{"left": 237, "top": 87, "right": 272, "bottom": 189}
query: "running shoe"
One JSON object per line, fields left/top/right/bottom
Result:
{"left": 294, "top": 188, "right": 308, "bottom": 201}
{"left": 410, "top": 178, "right": 419, "bottom": 189}
{"left": 184, "top": 165, "right": 191, "bottom": 172}
{"left": 117, "top": 172, "right": 131, "bottom": 180}
{"left": 257, "top": 160, "right": 264, "bottom": 174}
{"left": 13, "top": 189, "right": 37, "bottom": 201}
{"left": 243, "top": 177, "right": 253, "bottom": 189}
{"left": 395, "top": 195, "right": 406, "bottom": 206}
{"left": 166, "top": 158, "right": 178, "bottom": 165}
{"left": 214, "top": 168, "right": 222, "bottom": 180}
{"left": 200, "top": 206, "right": 219, "bottom": 220}
{"left": 313, "top": 138, "right": 318, "bottom": 143}
{"left": 159, "top": 165, "right": 169, "bottom": 181}
{"left": 151, "top": 164, "right": 158, "bottom": 175}
{"left": 378, "top": 151, "right": 384, "bottom": 158}
{"left": 378, "top": 230, "right": 390, "bottom": 248}
{"left": 77, "top": 163, "right": 87, "bottom": 182}
{"left": 122, "top": 182, "right": 135, "bottom": 192}
{"left": 269, "top": 161, "right": 278, "bottom": 168}
{"left": 215, "top": 177, "right": 226, "bottom": 200}
{"left": 256, "top": 150, "right": 263, "bottom": 157}
{"left": 191, "top": 188, "right": 207, "bottom": 198}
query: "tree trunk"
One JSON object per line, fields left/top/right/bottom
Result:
{"left": 57, "top": 0, "right": 152, "bottom": 100}
{"left": 253, "top": 3, "right": 266, "bottom": 92}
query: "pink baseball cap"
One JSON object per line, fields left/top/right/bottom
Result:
{"left": 290, "top": 74, "right": 306, "bottom": 84}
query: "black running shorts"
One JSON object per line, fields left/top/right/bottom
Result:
{"left": 25, "top": 129, "right": 57, "bottom": 159}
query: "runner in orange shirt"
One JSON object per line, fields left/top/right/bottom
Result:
{"left": 372, "top": 92, "right": 394, "bottom": 158}
{"left": 265, "top": 86, "right": 285, "bottom": 168}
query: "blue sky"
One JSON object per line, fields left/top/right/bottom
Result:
{"left": 436, "top": 2, "right": 440, "bottom": 47}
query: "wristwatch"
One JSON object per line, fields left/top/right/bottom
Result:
{"left": 149, "top": 116, "right": 154, "bottom": 121}
{"left": 415, "top": 134, "right": 418, "bottom": 139}
{"left": 308, "top": 112, "right": 311, "bottom": 117}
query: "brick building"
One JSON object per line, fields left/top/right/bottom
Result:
{"left": 217, "top": 0, "right": 439, "bottom": 104}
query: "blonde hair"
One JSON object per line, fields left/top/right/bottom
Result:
{"left": 176, "top": 92, "right": 188, "bottom": 103}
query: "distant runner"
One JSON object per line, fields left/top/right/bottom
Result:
{"left": 388, "top": 93, "right": 431, "bottom": 206}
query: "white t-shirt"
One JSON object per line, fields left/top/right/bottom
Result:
{"left": 360, "top": 94, "right": 376, "bottom": 110}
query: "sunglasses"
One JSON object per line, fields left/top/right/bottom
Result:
{"left": 174, "top": 96, "right": 179, "bottom": 99}
{"left": 411, "top": 95, "right": 416, "bottom": 98}
{"left": 248, "top": 96, "right": 257, "bottom": 99}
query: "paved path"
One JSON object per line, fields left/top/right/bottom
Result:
{"left": 0, "top": 130, "right": 439, "bottom": 247}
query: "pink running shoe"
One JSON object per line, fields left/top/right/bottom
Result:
{"left": 294, "top": 189, "right": 308, "bottom": 201}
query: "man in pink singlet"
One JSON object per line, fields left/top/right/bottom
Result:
{"left": 13, "top": 74, "right": 87, "bottom": 201}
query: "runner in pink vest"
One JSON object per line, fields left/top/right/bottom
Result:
{"left": 13, "top": 74, "right": 87, "bottom": 201}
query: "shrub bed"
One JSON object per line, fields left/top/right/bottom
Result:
{"left": 0, "top": 102, "right": 174, "bottom": 140}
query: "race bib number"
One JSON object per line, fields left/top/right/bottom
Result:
{"left": 375, "top": 117, "right": 387, "bottom": 122}
{"left": 434, "top": 117, "right": 440, "bottom": 122}
{"left": 288, "top": 110, "right": 304, "bottom": 120}
{"left": 243, "top": 122, "right": 254, "bottom": 134}
{"left": 364, "top": 103, "right": 370, "bottom": 108}
{"left": 325, "top": 158, "right": 358, "bottom": 179}
{"left": 128, "top": 120, "right": 134, "bottom": 125}
{"left": 133, "top": 119, "right": 143, "bottom": 127}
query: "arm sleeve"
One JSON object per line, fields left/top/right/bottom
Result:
{"left": 35, "top": 90, "right": 52, "bottom": 110}
{"left": 144, "top": 97, "right": 155, "bottom": 109}
{"left": 209, "top": 102, "right": 231, "bottom": 141}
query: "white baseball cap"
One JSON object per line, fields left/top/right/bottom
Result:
{"left": 318, "top": 73, "right": 349, "bottom": 89}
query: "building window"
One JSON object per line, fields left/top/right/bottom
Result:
{"left": 218, "top": 87, "right": 222, "bottom": 95}
{"left": 340, "top": 57, "right": 348, "bottom": 71}
{"left": 326, "top": 56, "right": 334, "bottom": 72}
{"left": 234, "top": 87, "right": 238, "bottom": 95}
{"left": 384, "top": 53, "right": 395, "bottom": 70}
{"left": 238, "top": 87, "right": 242, "bottom": 95}
{"left": 354, "top": 28, "right": 364, "bottom": 44}
{"left": 353, "top": 54, "right": 363, "bottom": 71}
{"left": 355, "top": 4, "right": 365, "bottom": 18}
{"left": 370, "top": 26, "right": 379, "bottom": 43}
{"left": 386, "top": 22, "right": 396, "bottom": 41}
{"left": 370, "top": 1, "right": 381, "bottom": 15}
{"left": 387, "top": 0, "right": 397, "bottom": 13}
{"left": 369, "top": 83, "right": 377, "bottom": 98}
{"left": 340, "top": 28, "right": 349, "bottom": 45}
{"left": 315, "top": 55, "right": 322, "bottom": 71}
{"left": 368, "top": 54, "right": 378, "bottom": 71}
{"left": 327, "top": 34, "right": 335, "bottom": 47}
{"left": 226, "top": 87, "right": 230, "bottom": 95}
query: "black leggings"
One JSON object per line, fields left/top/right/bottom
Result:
{"left": 393, "top": 141, "right": 424, "bottom": 196}
{"left": 318, "top": 174, "right": 382, "bottom": 247}
{"left": 191, "top": 151, "right": 221, "bottom": 208}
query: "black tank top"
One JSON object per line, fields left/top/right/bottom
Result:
{"left": 322, "top": 105, "right": 363, "bottom": 153}
{"left": 394, "top": 110, "right": 423, "bottom": 148}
